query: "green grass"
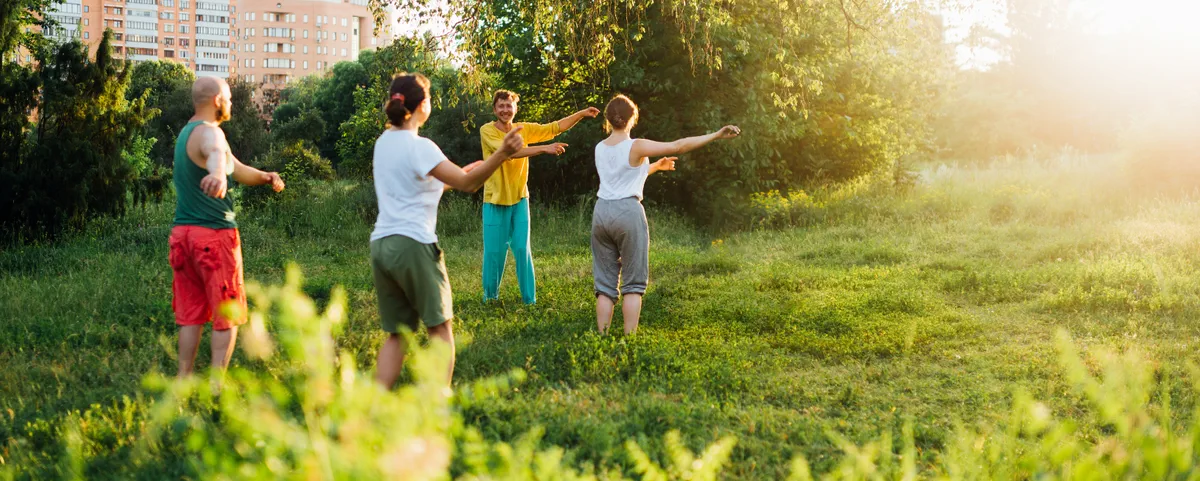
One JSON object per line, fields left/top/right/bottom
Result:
{"left": 5, "top": 153, "right": 1200, "bottom": 478}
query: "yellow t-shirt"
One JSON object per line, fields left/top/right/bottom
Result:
{"left": 480, "top": 121, "right": 561, "bottom": 205}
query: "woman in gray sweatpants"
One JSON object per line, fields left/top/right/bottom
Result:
{"left": 591, "top": 94, "right": 741, "bottom": 334}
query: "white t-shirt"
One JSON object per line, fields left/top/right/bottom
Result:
{"left": 595, "top": 138, "right": 650, "bottom": 201}
{"left": 370, "top": 129, "right": 447, "bottom": 243}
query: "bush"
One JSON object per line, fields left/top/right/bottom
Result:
{"left": 0, "top": 32, "right": 153, "bottom": 242}
{"left": 241, "top": 142, "right": 335, "bottom": 208}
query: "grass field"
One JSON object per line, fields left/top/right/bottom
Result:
{"left": 4, "top": 152, "right": 1200, "bottom": 479}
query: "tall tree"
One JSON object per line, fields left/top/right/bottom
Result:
{"left": 222, "top": 78, "right": 269, "bottom": 164}
{"left": 128, "top": 60, "right": 195, "bottom": 167}
{"left": 2, "top": 30, "right": 153, "bottom": 240}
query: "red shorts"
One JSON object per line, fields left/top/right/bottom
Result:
{"left": 168, "top": 225, "right": 247, "bottom": 330}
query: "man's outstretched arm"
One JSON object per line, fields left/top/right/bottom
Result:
{"left": 556, "top": 106, "right": 600, "bottom": 132}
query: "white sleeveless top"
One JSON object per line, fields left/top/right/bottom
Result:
{"left": 595, "top": 138, "right": 650, "bottom": 201}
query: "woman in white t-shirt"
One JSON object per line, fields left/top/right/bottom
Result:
{"left": 371, "top": 73, "right": 525, "bottom": 388}
{"left": 592, "top": 94, "right": 740, "bottom": 335}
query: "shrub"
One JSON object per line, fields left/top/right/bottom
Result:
{"left": 241, "top": 142, "right": 335, "bottom": 209}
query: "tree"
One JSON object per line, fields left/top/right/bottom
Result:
{"left": 435, "top": 0, "right": 951, "bottom": 221}
{"left": 337, "top": 36, "right": 492, "bottom": 179}
{"left": 271, "top": 108, "right": 326, "bottom": 147}
{"left": 128, "top": 60, "right": 195, "bottom": 167}
{"left": 312, "top": 61, "right": 369, "bottom": 163}
{"left": 222, "top": 78, "right": 269, "bottom": 164}
{"left": 1, "top": 30, "right": 153, "bottom": 240}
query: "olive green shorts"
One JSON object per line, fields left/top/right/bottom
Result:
{"left": 369, "top": 235, "right": 454, "bottom": 333}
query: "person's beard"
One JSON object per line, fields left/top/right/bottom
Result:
{"left": 216, "top": 103, "right": 232, "bottom": 122}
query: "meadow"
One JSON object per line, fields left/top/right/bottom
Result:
{"left": 4, "top": 152, "right": 1200, "bottom": 479}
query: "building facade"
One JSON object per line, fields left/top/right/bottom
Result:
{"left": 36, "top": 0, "right": 385, "bottom": 83}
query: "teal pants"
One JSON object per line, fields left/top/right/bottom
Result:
{"left": 482, "top": 198, "right": 536, "bottom": 304}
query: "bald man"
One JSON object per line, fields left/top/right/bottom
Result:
{"left": 169, "top": 77, "right": 285, "bottom": 378}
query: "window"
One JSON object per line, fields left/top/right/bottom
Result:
{"left": 341, "top": 17, "right": 346, "bottom": 27}
{"left": 316, "top": 61, "right": 321, "bottom": 69}
{"left": 180, "top": 38, "right": 189, "bottom": 46}
{"left": 181, "top": 50, "right": 189, "bottom": 58}
{"left": 303, "top": 60, "right": 308, "bottom": 69}
{"left": 196, "top": 2, "right": 229, "bottom": 12}
{"left": 340, "top": 33, "right": 346, "bottom": 41}
{"left": 82, "top": 18, "right": 89, "bottom": 26}
{"left": 160, "top": 0, "right": 175, "bottom": 6}
{"left": 302, "top": 45, "right": 307, "bottom": 54}
{"left": 180, "top": 13, "right": 189, "bottom": 21}
{"left": 302, "top": 29, "right": 308, "bottom": 38}
{"left": 164, "top": 50, "right": 175, "bottom": 58}
{"left": 127, "top": 21, "right": 158, "bottom": 30}
{"left": 83, "top": 5, "right": 88, "bottom": 12}
{"left": 196, "top": 14, "right": 229, "bottom": 23}
{"left": 164, "top": 24, "right": 173, "bottom": 32}
{"left": 197, "top": 26, "right": 229, "bottom": 36}
{"left": 179, "top": 25, "right": 189, "bottom": 33}
{"left": 126, "top": 34, "right": 157, "bottom": 43}
{"left": 340, "top": 48, "right": 346, "bottom": 57}
{"left": 84, "top": 31, "right": 90, "bottom": 39}
{"left": 371, "top": 37, "right": 376, "bottom": 46}
{"left": 303, "top": 14, "right": 307, "bottom": 23}
{"left": 159, "top": 11, "right": 173, "bottom": 20}
{"left": 163, "top": 37, "right": 174, "bottom": 45}
{"left": 196, "top": 39, "right": 229, "bottom": 48}
{"left": 264, "top": 58, "right": 290, "bottom": 68}
{"left": 196, "top": 64, "right": 229, "bottom": 73}
{"left": 181, "top": 0, "right": 190, "bottom": 8}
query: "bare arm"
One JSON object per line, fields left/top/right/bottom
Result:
{"left": 648, "top": 157, "right": 677, "bottom": 175}
{"left": 432, "top": 126, "right": 525, "bottom": 192}
{"left": 556, "top": 107, "right": 600, "bottom": 132}
{"left": 512, "top": 142, "right": 568, "bottom": 159}
{"left": 193, "top": 126, "right": 230, "bottom": 198}
{"left": 629, "top": 126, "right": 741, "bottom": 163}
{"left": 231, "top": 157, "right": 285, "bottom": 191}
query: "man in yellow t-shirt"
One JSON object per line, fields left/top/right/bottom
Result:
{"left": 480, "top": 89, "right": 599, "bottom": 304}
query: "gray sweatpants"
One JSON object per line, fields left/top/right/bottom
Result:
{"left": 591, "top": 197, "right": 650, "bottom": 301}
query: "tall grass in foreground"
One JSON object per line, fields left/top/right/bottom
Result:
{"left": 5, "top": 262, "right": 1200, "bottom": 480}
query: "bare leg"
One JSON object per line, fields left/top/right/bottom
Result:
{"left": 596, "top": 295, "right": 616, "bottom": 334}
{"left": 177, "top": 325, "right": 204, "bottom": 378}
{"left": 210, "top": 326, "right": 239, "bottom": 371}
{"left": 622, "top": 294, "right": 643, "bottom": 335}
{"left": 375, "top": 333, "right": 407, "bottom": 389}
{"left": 426, "top": 320, "right": 456, "bottom": 386}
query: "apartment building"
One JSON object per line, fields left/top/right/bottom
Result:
{"left": 34, "top": 0, "right": 386, "bottom": 84}
{"left": 234, "top": 0, "right": 380, "bottom": 89}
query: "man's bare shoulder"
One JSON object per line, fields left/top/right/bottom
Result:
{"left": 186, "top": 123, "right": 227, "bottom": 161}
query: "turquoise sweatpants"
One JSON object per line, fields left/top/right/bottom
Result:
{"left": 482, "top": 198, "right": 536, "bottom": 304}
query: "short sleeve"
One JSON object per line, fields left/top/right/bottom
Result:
{"left": 414, "top": 138, "right": 448, "bottom": 177}
{"left": 521, "top": 121, "right": 561, "bottom": 144}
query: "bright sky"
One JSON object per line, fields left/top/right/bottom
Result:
{"left": 944, "top": 0, "right": 1200, "bottom": 69}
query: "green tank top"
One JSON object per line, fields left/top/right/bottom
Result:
{"left": 173, "top": 120, "right": 237, "bottom": 229}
